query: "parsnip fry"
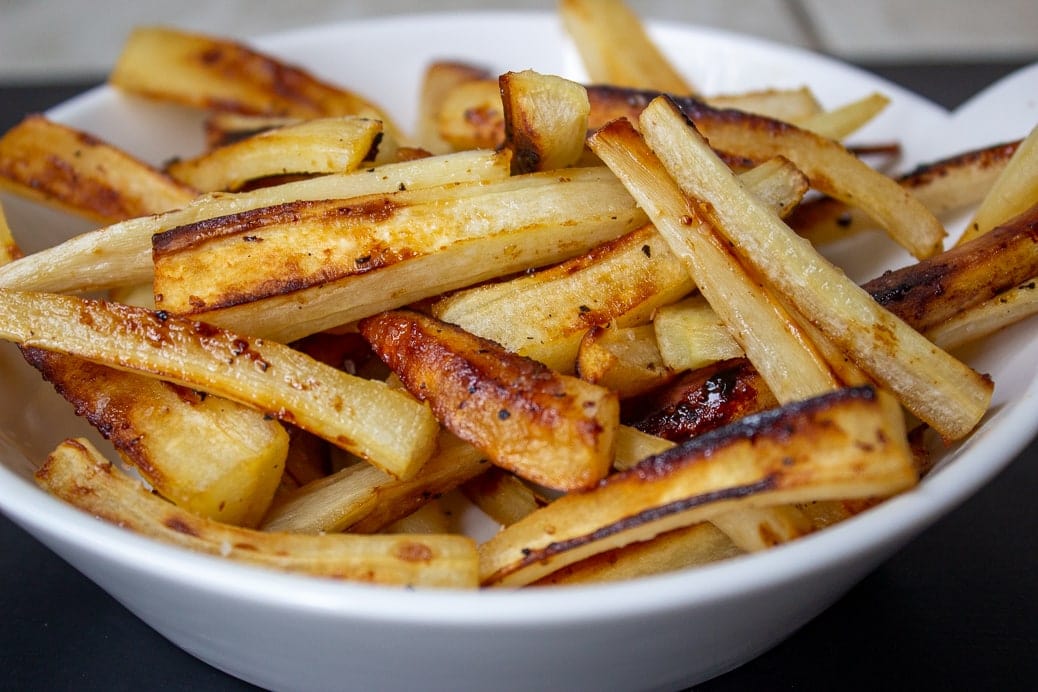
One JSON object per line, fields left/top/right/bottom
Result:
{"left": 22, "top": 347, "right": 288, "bottom": 527}
{"left": 792, "top": 138, "right": 1019, "bottom": 245}
{"left": 559, "top": 0, "right": 695, "bottom": 94}
{"left": 203, "top": 113, "right": 301, "bottom": 150}
{"left": 157, "top": 167, "right": 645, "bottom": 342}
{"left": 639, "top": 96, "right": 992, "bottom": 439}
{"left": 0, "top": 204, "right": 20, "bottom": 264}
{"left": 261, "top": 461, "right": 386, "bottom": 534}
{"left": 706, "top": 87, "right": 821, "bottom": 122}
{"left": 0, "top": 148, "right": 512, "bottom": 294}
{"left": 167, "top": 116, "right": 383, "bottom": 192}
{"left": 586, "top": 86, "right": 946, "bottom": 258}
{"left": 623, "top": 358, "right": 779, "bottom": 444}
{"left": 612, "top": 422, "right": 816, "bottom": 552}
{"left": 480, "top": 386, "right": 916, "bottom": 586}
{"left": 576, "top": 324, "right": 670, "bottom": 398}
{"left": 793, "top": 92, "right": 890, "bottom": 141}
{"left": 0, "top": 115, "right": 196, "bottom": 223}
{"left": 958, "top": 124, "right": 1038, "bottom": 245}
{"left": 263, "top": 430, "right": 488, "bottom": 534}
{"left": 863, "top": 202, "right": 1038, "bottom": 333}
{"left": 109, "top": 26, "right": 402, "bottom": 139}
{"left": 359, "top": 310, "right": 619, "bottom": 491}
{"left": 349, "top": 432, "right": 489, "bottom": 534}
{"left": 417, "top": 61, "right": 493, "bottom": 154}
{"left": 532, "top": 522, "right": 741, "bottom": 586}
{"left": 612, "top": 424, "right": 678, "bottom": 471}
{"left": 431, "top": 156, "right": 806, "bottom": 375}
{"left": 500, "top": 70, "right": 590, "bottom": 173}
{"left": 927, "top": 277, "right": 1038, "bottom": 351}
{"left": 0, "top": 290, "right": 438, "bottom": 479}
{"left": 653, "top": 295, "right": 744, "bottom": 372}
{"left": 461, "top": 467, "right": 547, "bottom": 527}
{"left": 37, "top": 438, "right": 477, "bottom": 588}
{"left": 710, "top": 505, "right": 815, "bottom": 551}
{"left": 588, "top": 118, "right": 843, "bottom": 402}
{"left": 432, "top": 224, "right": 691, "bottom": 374}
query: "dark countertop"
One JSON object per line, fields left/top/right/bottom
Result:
{"left": 1, "top": 63, "right": 1035, "bottom": 691}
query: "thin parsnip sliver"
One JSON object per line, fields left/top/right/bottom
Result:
{"left": 167, "top": 116, "right": 383, "bottom": 192}
{"left": 0, "top": 289, "right": 438, "bottom": 479}
{"left": 263, "top": 430, "right": 488, "bottom": 535}
{"left": 559, "top": 0, "right": 695, "bottom": 94}
{"left": 791, "top": 138, "right": 1020, "bottom": 244}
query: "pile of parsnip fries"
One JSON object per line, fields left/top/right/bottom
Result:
{"left": 1, "top": 0, "right": 1036, "bottom": 590}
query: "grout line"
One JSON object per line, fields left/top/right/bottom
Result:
{"left": 782, "top": 0, "right": 827, "bottom": 54}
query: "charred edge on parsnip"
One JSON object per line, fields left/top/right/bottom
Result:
{"left": 510, "top": 385, "right": 878, "bottom": 569}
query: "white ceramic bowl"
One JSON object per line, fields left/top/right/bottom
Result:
{"left": 2, "top": 12, "right": 1036, "bottom": 692}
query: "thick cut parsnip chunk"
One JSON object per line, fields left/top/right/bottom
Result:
{"left": 0, "top": 290, "right": 438, "bottom": 480}
{"left": 22, "top": 347, "right": 287, "bottom": 527}
{"left": 500, "top": 70, "right": 590, "bottom": 173}
{"left": 359, "top": 310, "right": 619, "bottom": 491}
{"left": 37, "top": 438, "right": 477, "bottom": 588}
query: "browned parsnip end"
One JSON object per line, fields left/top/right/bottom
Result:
{"left": 499, "top": 70, "right": 590, "bottom": 174}
{"left": 359, "top": 310, "right": 619, "bottom": 492}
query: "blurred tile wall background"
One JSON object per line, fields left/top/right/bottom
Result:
{"left": 1, "top": 0, "right": 1036, "bottom": 83}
